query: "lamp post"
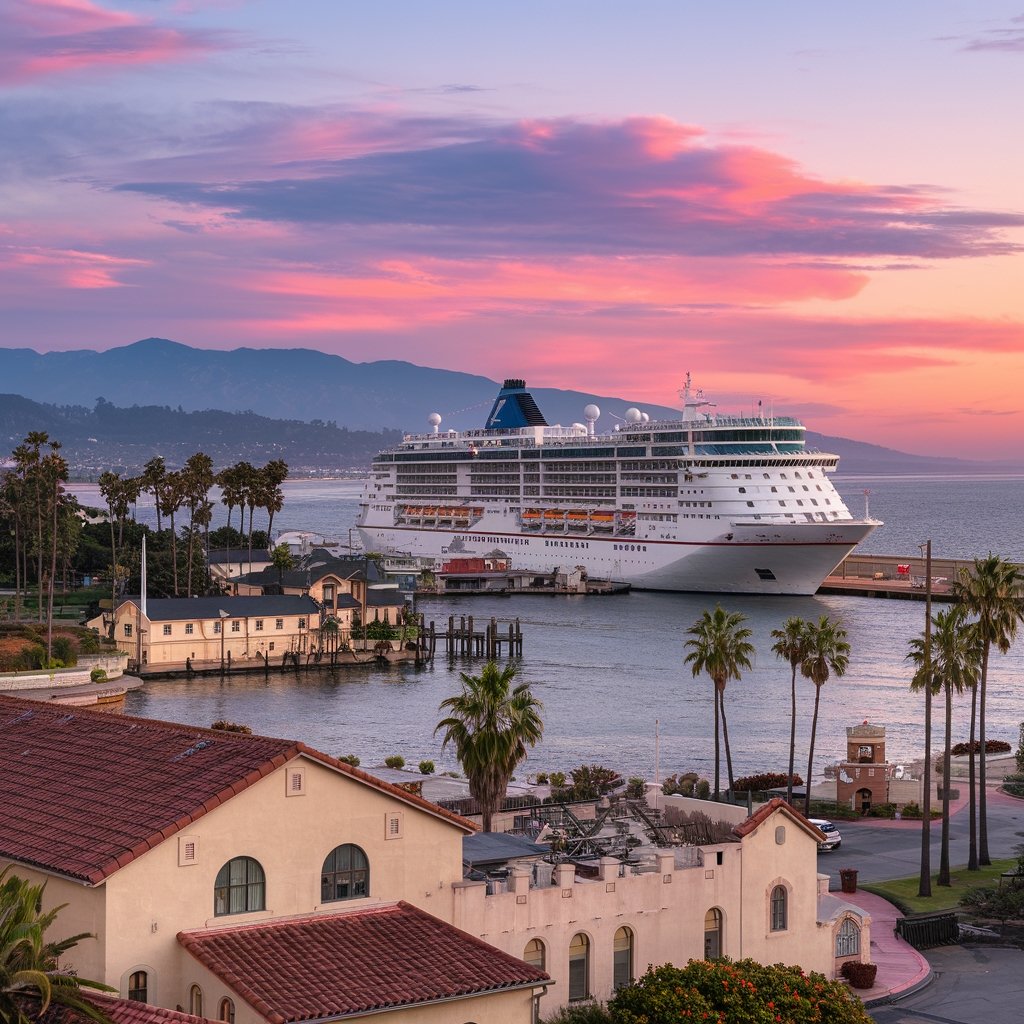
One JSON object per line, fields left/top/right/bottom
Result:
{"left": 219, "top": 608, "right": 229, "bottom": 674}
{"left": 918, "top": 539, "right": 933, "bottom": 898}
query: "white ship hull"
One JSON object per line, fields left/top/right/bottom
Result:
{"left": 356, "top": 517, "right": 875, "bottom": 595}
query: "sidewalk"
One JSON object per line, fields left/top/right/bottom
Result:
{"left": 837, "top": 889, "right": 931, "bottom": 1007}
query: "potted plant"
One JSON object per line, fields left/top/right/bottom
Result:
{"left": 841, "top": 961, "right": 877, "bottom": 989}
{"left": 839, "top": 867, "right": 858, "bottom": 893}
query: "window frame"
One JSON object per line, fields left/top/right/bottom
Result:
{"left": 612, "top": 926, "right": 633, "bottom": 991}
{"left": 320, "top": 844, "right": 369, "bottom": 903}
{"left": 704, "top": 907, "right": 723, "bottom": 959}
{"left": 523, "top": 938, "right": 545, "bottom": 971}
{"left": 835, "top": 917, "right": 860, "bottom": 957}
{"left": 568, "top": 932, "right": 590, "bottom": 1002}
{"left": 127, "top": 970, "right": 148, "bottom": 1003}
{"left": 214, "top": 856, "right": 266, "bottom": 917}
{"left": 770, "top": 884, "right": 788, "bottom": 932}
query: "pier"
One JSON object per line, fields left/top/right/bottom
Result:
{"left": 440, "top": 615, "right": 524, "bottom": 659}
{"left": 818, "top": 553, "right": 971, "bottom": 602}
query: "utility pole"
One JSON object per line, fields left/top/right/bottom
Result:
{"left": 918, "top": 539, "right": 933, "bottom": 898}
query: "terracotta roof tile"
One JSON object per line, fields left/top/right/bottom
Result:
{"left": 732, "top": 797, "right": 825, "bottom": 843}
{"left": 0, "top": 695, "right": 474, "bottom": 886}
{"left": 29, "top": 993, "right": 209, "bottom": 1024}
{"left": 178, "top": 902, "right": 548, "bottom": 1022}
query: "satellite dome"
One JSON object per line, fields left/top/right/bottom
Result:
{"left": 583, "top": 403, "right": 600, "bottom": 421}
{"left": 640, "top": 412, "right": 650, "bottom": 423}
{"left": 625, "top": 407, "right": 642, "bottom": 424}
{"left": 427, "top": 412, "right": 442, "bottom": 432}
{"left": 571, "top": 422, "right": 587, "bottom": 432}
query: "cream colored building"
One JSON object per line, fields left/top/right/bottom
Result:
{"left": 0, "top": 695, "right": 869, "bottom": 1022}
{"left": 110, "top": 595, "right": 320, "bottom": 669}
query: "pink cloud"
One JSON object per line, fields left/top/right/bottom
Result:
{"left": 0, "top": 244, "right": 147, "bottom": 290}
{"left": 0, "top": 0, "right": 226, "bottom": 84}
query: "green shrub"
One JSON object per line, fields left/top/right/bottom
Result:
{"left": 535, "top": 771, "right": 549, "bottom": 785}
{"left": 79, "top": 632, "right": 101, "bottom": 654}
{"left": 901, "top": 802, "right": 922, "bottom": 819}
{"left": 661, "top": 772, "right": 698, "bottom": 796}
{"left": 541, "top": 1002, "right": 611, "bottom": 1024}
{"left": 418, "top": 760, "right": 436, "bottom": 775}
{"left": 210, "top": 720, "right": 253, "bottom": 734}
{"left": 951, "top": 739, "right": 1012, "bottom": 756}
{"left": 337, "top": 754, "right": 360, "bottom": 767}
{"left": 695, "top": 778, "right": 711, "bottom": 800}
{"left": 625, "top": 777, "right": 646, "bottom": 800}
{"left": 610, "top": 960, "right": 872, "bottom": 1023}
{"left": 17, "top": 644, "right": 46, "bottom": 670}
{"left": 90, "top": 667, "right": 108, "bottom": 684}
{"left": 384, "top": 755, "right": 406, "bottom": 769}
{"left": 867, "top": 802, "right": 898, "bottom": 818}
{"left": 51, "top": 636, "right": 77, "bottom": 667}
{"left": 731, "top": 771, "right": 803, "bottom": 792}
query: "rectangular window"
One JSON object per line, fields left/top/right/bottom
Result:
{"left": 231, "top": 621, "right": 240, "bottom": 632}
{"left": 213, "top": 622, "right": 221, "bottom": 634}
{"left": 385, "top": 812, "right": 404, "bottom": 840}
{"left": 185, "top": 623, "right": 194, "bottom": 635}
{"left": 275, "top": 618, "right": 284, "bottom": 629}
{"left": 255, "top": 619, "right": 264, "bottom": 631}
{"left": 269, "top": 642, "right": 275, "bottom": 651}
{"left": 162, "top": 624, "right": 172, "bottom": 636}
{"left": 298, "top": 617, "right": 307, "bottom": 629}
{"left": 124, "top": 623, "right": 133, "bottom": 638}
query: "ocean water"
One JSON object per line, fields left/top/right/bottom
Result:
{"left": 74, "top": 473, "right": 1024, "bottom": 786}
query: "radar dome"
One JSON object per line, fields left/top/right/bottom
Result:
{"left": 427, "top": 412, "right": 442, "bottom": 433}
{"left": 625, "top": 407, "right": 642, "bottom": 424}
{"left": 640, "top": 412, "right": 650, "bottom": 423}
{"left": 583, "top": 403, "right": 600, "bottom": 421}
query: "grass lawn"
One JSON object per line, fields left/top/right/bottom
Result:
{"left": 862, "top": 859, "right": 1017, "bottom": 913}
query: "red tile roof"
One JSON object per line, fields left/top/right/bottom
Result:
{"left": 732, "top": 796, "right": 825, "bottom": 844}
{"left": 28, "top": 993, "right": 209, "bottom": 1024}
{"left": 178, "top": 901, "right": 548, "bottom": 1022}
{"left": 0, "top": 695, "right": 474, "bottom": 885}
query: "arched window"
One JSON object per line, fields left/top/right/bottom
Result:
{"left": 127, "top": 971, "right": 147, "bottom": 1003}
{"left": 568, "top": 932, "right": 589, "bottom": 1002}
{"left": 704, "top": 908, "right": 723, "bottom": 959}
{"left": 835, "top": 918, "right": 860, "bottom": 957}
{"left": 770, "top": 885, "right": 788, "bottom": 931}
{"left": 613, "top": 927, "right": 633, "bottom": 990}
{"left": 321, "top": 844, "right": 369, "bottom": 902}
{"left": 218, "top": 998, "right": 235, "bottom": 1023}
{"left": 523, "top": 938, "right": 545, "bottom": 971}
{"left": 214, "top": 857, "right": 266, "bottom": 916}
{"left": 189, "top": 985, "right": 203, "bottom": 1017}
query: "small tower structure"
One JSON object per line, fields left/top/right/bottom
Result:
{"left": 836, "top": 721, "right": 888, "bottom": 814}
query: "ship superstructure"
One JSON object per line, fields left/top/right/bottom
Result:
{"left": 356, "top": 377, "right": 879, "bottom": 594}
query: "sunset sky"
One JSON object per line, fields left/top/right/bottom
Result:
{"left": 2, "top": 1, "right": 1023, "bottom": 458}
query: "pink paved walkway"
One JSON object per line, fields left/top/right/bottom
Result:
{"left": 838, "top": 889, "right": 931, "bottom": 1005}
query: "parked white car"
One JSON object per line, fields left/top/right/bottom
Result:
{"left": 809, "top": 818, "right": 842, "bottom": 851}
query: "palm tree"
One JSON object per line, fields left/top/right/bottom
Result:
{"left": 684, "top": 606, "right": 754, "bottom": 801}
{"left": 0, "top": 867, "right": 112, "bottom": 1024}
{"left": 140, "top": 456, "right": 166, "bottom": 533}
{"left": 261, "top": 459, "right": 288, "bottom": 541}
{"left": 217, "top": 463, "right": 245, "bottom": 576}
{"left": 156, "top": 471, "right": 186, "bottom": 596}
{"left": 953, "top": 555, "right": 1024, "bottom": 866}
{"left": 182, "top": 453, "right": 214, "bottom": 596}
{"left": 435, "top": 661, "right": 543, "bottom": 832}
{"left": 770, "top": 617, "right": 810, "bottom": 806}
{"left": 801, "top": 615, "right": 850, "bottom": 817}
{"left": 908, "top": 606, "right": 980, "bottom": 887}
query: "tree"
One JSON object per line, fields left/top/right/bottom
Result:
{"left": 908, "top": 605, "right": 980, "bottom": 887}
{"left": 181, "top": 453, "right": 215, "bottom": 597}
{"left": 140, "top": 456, "right": 166, "bottom": 533}
{"left": 608, "top": 959, "right": 872, "bottom": 1024}
{"left": 271, "top": 543, "right": 295, "bottom": 585}
{"left": 952, "top": 555, "right": 1024, "bottom": 866}
{"left": 801, "top": 614, "right": 850, "bottom": 817}
{"left": 684, "top": 606, "right": 754, "bottom": 800}
{"left": 261, "top": 459, "right": 288, "bottom": 541}
{"left": 771, "top": 616, "right": 810, "bottom": 807}
{"left": 0, "top": 867, "right": 113, "bottom": 1024}
{"left": 156, "top": 470, "right": 186, "bottom": 596}
{"left": 435, "top": 661, "right": 543, "bottom": 832}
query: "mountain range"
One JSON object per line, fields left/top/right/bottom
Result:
{"left": 0, "top": 338, "right": 1018, "bottom": 476}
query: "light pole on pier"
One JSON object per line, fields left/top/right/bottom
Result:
{"left": 917, "top": 539, "right": 933, "bottom": 898}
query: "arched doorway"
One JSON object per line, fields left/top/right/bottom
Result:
{"left": 856, "top": 788, "right": 872, "bottom": 814}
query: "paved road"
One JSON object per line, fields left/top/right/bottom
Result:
{"left": 870, "top": 945, "right": 1024, "bottom": 1024}
{"left": 816, "top": 789, "right": 1024, "bottom": 888}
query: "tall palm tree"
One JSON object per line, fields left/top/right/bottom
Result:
{"left": 801, "top": 615, "right": 850, "bottom": 817}
{"left": 684, "top": 606, "right": 754, "bottom": 801}
{"left": 182, "top": 453, "right": 214, "bottom": 597}
{"left": 262, "top": 459, "right": 288, "bottom": 541}
{"left": 217, "top": 463, "right": 244, "bottom": 576}
{"left": 770, "top": 617, "right": 810, "bottom": 806}
{"left": 953, "top": 555, "right": 1024, "bottom": 866}
{"left": 156, "top": 471, "right": 186, "bottom": 596}
{"left": 908, "top": 606, "right": 980, "bottom": 887}
{"left": 435, "top": 661, "right": 543, "bottom": 832}
{"left": 140, "top": 456, "right": 166, "bottom": 533}
{"left": 0, "top": 867, "right": 112, "bottom": 1024}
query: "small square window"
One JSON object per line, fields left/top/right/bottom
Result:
{"left": 162, "top": 624, "right": 172, "bottom": 636}
{"left": 231, "top": 621, "right": 240, "bottom": 632}
{"left": 185, "top": 623, "right": 194, "bottom": 635}
{"left": 255, "top": 619, "right": 264, "bottom": 631}
{"left": 124, "top": 623, "right": 133, "bottom": 638}
{"left": 275, "top": 618, "right": 284, "bottom": 630}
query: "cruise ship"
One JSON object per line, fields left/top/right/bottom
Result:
{"left": 356, "top": 377, "right": 879, "bottom": 594}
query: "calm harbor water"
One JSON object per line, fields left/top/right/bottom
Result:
{"left": 76, "top": 474, "right": 1024, "bottom": 787}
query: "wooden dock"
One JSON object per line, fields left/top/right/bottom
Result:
{"left": 818, "top": 552, "right": 966, "bottom": 602}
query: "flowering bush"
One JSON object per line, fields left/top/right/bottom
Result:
{"left": 609, "top": 959, "right": 872, "bottom": 1024}
{"left": 731, "top": 772, "right": 803, "bottom": 793}
{"left": 951, "top": 739, "right": 1011, "bottom": 756}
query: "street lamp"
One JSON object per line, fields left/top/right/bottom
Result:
{"left": 219, "top": 608, "right": 230, "bottom": 673}
{"left": 917, "top": 539, "right": 933, "bottom": 898}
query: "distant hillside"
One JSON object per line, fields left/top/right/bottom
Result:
{"left": 0, "top": 338, "right": 1019, "bottom": 475}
